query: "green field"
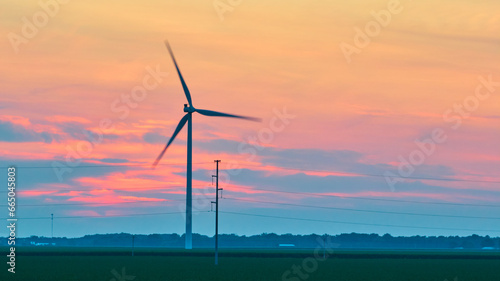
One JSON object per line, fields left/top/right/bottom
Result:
{"left": 3, "top": 247, "right": 500, "bottom": 281}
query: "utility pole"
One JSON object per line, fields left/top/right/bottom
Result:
{"left": 212, "top": 160, "right": 223, "bottom": 265}
{"left": 51, "top": 213, "right": 53, "bottom": 239}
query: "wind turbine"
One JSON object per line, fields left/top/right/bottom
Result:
{"left": 153, "top": 41, "right": 260, "bottom": 249}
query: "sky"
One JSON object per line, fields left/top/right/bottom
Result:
{"left": 0, "top": 0, "right": 499, "bottom": 238}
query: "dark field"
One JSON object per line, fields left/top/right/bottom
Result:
{"left": 3, "top": 247, "right": 500, "bottom": 281}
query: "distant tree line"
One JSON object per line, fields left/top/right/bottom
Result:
{"left": 3, "top": 233, "right": 499, "bottom": 249}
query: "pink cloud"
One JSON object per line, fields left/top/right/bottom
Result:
{"left": 118, "top": 196, "right": 166, "bottom": 202}
{"left": 19, "top": 190, "right": 57, "bottom": 197}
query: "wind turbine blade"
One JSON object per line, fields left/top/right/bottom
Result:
{"left": 152, "top": 114, "right": 189, "bottom": 168}
{"left": 164, "top": 40, "right": 193, "bottom": 107}
{"left": 195, "top": 108, "right": 261, "bottom": 122}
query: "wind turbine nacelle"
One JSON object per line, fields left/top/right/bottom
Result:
{"left": 183, "top": 104, "right": 195, "bottom": 113}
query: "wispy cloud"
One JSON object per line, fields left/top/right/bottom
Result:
{"left": 0, "top": 119, "right": 55, "bottom": 143}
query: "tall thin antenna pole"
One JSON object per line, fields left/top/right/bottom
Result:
{"left": 51, "top": 213, "right": 53, "bottom": 239}
{"left": 214, "top": 160, "right": 221, "bottom": 265}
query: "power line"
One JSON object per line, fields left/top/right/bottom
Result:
{"left": 0, "top": 199, "right": 187, "bottom": 207}
{"left": 0, "top": 184, "right": 209, "bottom": 194}
{"left": 6, "top": 194, "right": 500, "bottom": 221}
{"left": 5, "top": 183, "right": 499, "bottom": 209}
{"left": 224, "top": 197, "right": 500, "bottom": 220}
{"left": 9, "top": 209, "right": 500, "bottom": 232}
{"left": 0, "top": 162, "right": 211, "bottom": 170}
{"left": 3, "top": 162, "right": 499, "bottom": 184}
{"left": 226, "top": 186, "right": 500, "bottom": 208}
{"left": 3, "top": 210, "right": 208, "bottom": 220}
{"left": 220, "top": 211, "right": 500, "bottom": 233}
{"left": 9, "top": 193, "right": 500, "bottom": 221}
